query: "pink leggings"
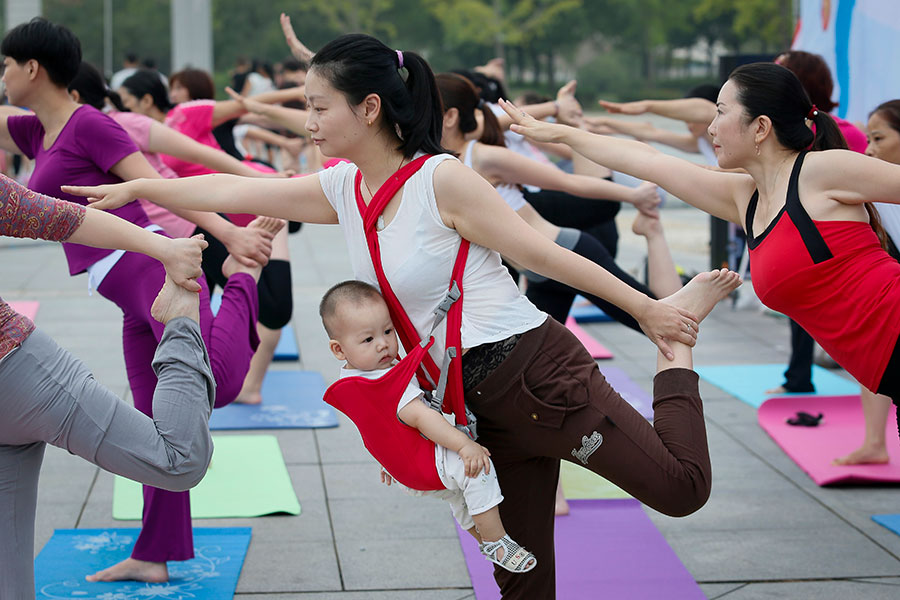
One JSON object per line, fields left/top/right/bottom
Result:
{"left": 98, "top": 249, "right": 259, "bottom": 562}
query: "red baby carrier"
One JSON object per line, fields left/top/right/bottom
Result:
{"left": 323, "top": 155, "right": 475, "bottom": 491}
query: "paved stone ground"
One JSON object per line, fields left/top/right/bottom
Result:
{"left": 4, "top": 118, "right": 899, "bottom": 598}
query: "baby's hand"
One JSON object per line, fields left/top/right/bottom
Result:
{"left": 458, "top": 441, "right": 492, "bottom": 478}
{"left": 380, "top": 469, "right": 393, "bottom": 486}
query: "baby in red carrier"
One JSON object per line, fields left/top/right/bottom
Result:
{"left": 320, "top": 280, "right": 536, "bottom": 573}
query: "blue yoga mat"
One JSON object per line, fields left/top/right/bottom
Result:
{"left": 34, "top": 527, "right": 251, "bottom": 599}
{"left": 569, "top": 295, "right": 613, "bottom": 323}
{"left": 210, "top": 293, "right": 299, "bottom": 361}
{"left": 695, "top": 363, "right": 859, "bottom": 408}
{"left": 873, "top": 514, "right": 900, "bottom": 537}
{"left": 210, "top": 370, "right": 338, "bottom": 430}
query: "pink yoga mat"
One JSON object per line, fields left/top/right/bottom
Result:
{"left": 566, "top": 317, "right": 613, "bottom": 359}
{"left": 8, "top": 300, "right": 39, "bottom": 320}
{"left": 456, "top": 499, "right": 704, "bottom": 599}
{"left": 758, "top": 395, "right": 900, "bottom": 485}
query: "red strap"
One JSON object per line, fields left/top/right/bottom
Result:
{"left": 355, "top": 156, "right": 469, "bottom": 425}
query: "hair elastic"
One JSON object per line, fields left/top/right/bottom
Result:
{"left": 396, "top": 50, "right": 404, "bottom": 69}
{"left": 807, "top": 105, "right": 819, "bottom": 119}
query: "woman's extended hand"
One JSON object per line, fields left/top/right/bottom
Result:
{"left": 225, "top": 86, "right": 267, "bottom": 116}
{"left": 161, "top": 234, "right": 208, "bottom": 292}
{"left": 220, "top": 223, "right": 274, "bottom": 268}
{"left": 598, "top": 99, "right": 651, "bottom": 115}
{"left": 280, "top": 13, "right": 314, "bottom": 63}
{"left": 498, "top": 98, "right": 569, "bottom": 144}
{"left": 631, "top": 181, "right": 662, "bottom": 217}
{"left": 635, "top": 297, "right": 699, "bottom": 360}
{"left": 62, "top": 181, "right": 139, "bottom": 211}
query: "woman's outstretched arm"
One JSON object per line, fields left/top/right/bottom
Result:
{"left": 63, "top": 173, "right": 338, "bottom": 226}
{"left": 432, "top": 160, "right": 698, "bottom": 360}
{"left": 500, "top": 99, "right": 747, "bottom": 224}
{"left": 803, "top": 149, "right": 900, "bottom": 206}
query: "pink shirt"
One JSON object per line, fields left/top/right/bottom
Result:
{"left": 110, "top": 111, "right": 196, "bottom": 239}
{"left": 834, "top": 116, "right": 867, "bottom": 154}
{"left": 162, "top": 101, "right": 220, "bottom": 178}
{"left": 0, "top": 175, "right": 85, "bottom": 359}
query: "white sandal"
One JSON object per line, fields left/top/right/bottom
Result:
{"left": 479, "top": 535, "right": 537, "bottom": 573}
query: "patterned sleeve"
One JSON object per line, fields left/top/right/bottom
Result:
{"left": 0, "top": 174, "right": 86, "bottom": 241}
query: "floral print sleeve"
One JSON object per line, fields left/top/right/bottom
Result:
{"left": 0, "top": 174, "right": 86, "bottom": 360}
{"left": 0, "top": 173, "right": 86, "bottom": 241}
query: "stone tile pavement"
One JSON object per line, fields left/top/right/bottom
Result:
{"left": 3, "top": 199, "right": 899, "bottom": 599}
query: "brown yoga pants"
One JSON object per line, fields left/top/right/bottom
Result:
{"left": 466, "top": 318, "right": 711, "bottom": 599}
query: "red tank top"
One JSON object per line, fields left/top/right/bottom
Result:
{"left": 747, "top": 152, "right": 900, "bottom": 392}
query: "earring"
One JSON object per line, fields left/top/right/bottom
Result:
{"left": 755, "top": 143, "right": 760, "bottom": 156}
{"left": 367, "top": 120, "right": 372, "bottom": 127}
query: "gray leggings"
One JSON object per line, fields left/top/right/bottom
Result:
{"left": 0, "top": 318, "right": 215, "bottom": 599}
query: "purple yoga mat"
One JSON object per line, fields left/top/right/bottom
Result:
{"left": 600, "top": 366, "right": 653, "bottom": 420}
{"left": 457, "top": 499, "right": 704, "bottom": 599}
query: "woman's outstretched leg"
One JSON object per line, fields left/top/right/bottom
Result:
{"left": 632, "top": 211, "right": 682, "bottom": 298}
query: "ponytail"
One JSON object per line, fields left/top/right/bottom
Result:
{"left": 68, "top": 61, "right": 126, "bottom": 112}
{"left": 479, "top": 103, "right": 505, "bottom": 147}
{"left": 311, "top": 34, "right": 448, "bottom": 159}
{"left": 807, "top": 110, "right": 848, "bottom": 151}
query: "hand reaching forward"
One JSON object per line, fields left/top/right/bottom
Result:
{"left": 598, "top": 99, "right": 651, "bottom": 115}
{"left": 280, "top": 13, "right": 314, "bottom": 64}
{"left": 62, "top": 181, "right": 139, "bottom": 212}
{"left": 498, "top": 98, "right": 570, "bottom": 144}
{"left": 458, "top": 441, "right": 492, "bottom": 478}
{"left": 161, "top": 234, "right": 208, "bottom": 293}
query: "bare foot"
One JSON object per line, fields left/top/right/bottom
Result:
{"left": 234, "top": 390, "right": 263, "bottom": 405}
{"left": 832, "top": 445, "right": 890, "bottom": 466}
{"left": 766, "top": 385, "right": 788, "bottom": 395}
{"left": 85, "top": 557, "right": 168, "bottom": 583}
{"left": 660, "top": 269, "right": 742, "bottom": 323}
{"left": 554, "top": 480, "right": 570, "bottom": 516}
{"left": 631, "top": 211, "right": 663, "bottom": 239}
{"left": 151, "top": 276, "right": 200, "bottom": 324}
{"left": 222, "top": 216, "right": 286, "bottom": 282}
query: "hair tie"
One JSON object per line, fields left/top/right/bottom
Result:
{"left": 807, "top": 105, "right": 819, "bottom": 119}
{"left": 395, "top": 50, "right": 404, "bottom": 69}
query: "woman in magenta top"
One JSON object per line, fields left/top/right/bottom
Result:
{"left": 0, "top": 18, "right": 266, "bottom": 584}
{"left": 502, "top": 62, "right": 900, "bottom": 440}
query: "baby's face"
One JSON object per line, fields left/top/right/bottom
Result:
{"left": 333, "top": 299, "right": 399, "bottom": 371}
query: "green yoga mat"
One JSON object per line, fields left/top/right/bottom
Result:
{"left": 113, "top": 434, "right": 301, "bottom": 519}
{"left": 559, "top": 460, "right": 632, "bottom": 500}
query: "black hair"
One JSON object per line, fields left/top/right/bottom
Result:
{"left": 125, "top": 52, "right": 138, "bottom": 64}
{"left": 1, "top": 17, "right": 81, "bottom": 87}
{"left": 310, "top": 34, "right": 448, "bottom": 159}
{"left": 319, "top": 279, "right": 384, "bottom": 338}
{"left": 450, "top": 69, "right": 508, "bottom": 104}
{"left": 729, "top": 62, "right": 846, "bottom": 153}
{"left": 436, "top": 73, "right": 505, "bottom": 148}
{"left": 730, "top": 62, "right": 889, "bottom": 249}
{"left": 68, "top": 62, "right": 126, "bottom": 112}
{"left": 121, "top": 69, "right": 173, "bottom": 112}
{"left": 141, "top": 57, "right": 157, "bottom": 70}
{"left": 282, "top": 58, "right": 307, "bottom": 73}
{"left": 870, "top": 100, "right": 900, "bottom": 136}
{"left": 685, "top": 84, "right": 720, "bottom": 104}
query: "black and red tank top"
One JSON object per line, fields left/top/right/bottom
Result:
{"left": 746, "top": 152, "right": 900, "bottom": 392}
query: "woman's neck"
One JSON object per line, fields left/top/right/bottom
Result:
{"left": 27, "top": 85, "right": 79, "bottom": 132}
{"left": 148, "top": 106, "right": 167, "bottom": 122}
{"left": 442, "top": 128, "right": 467, "bottom": 155}
{"left": 745, "top": 146, "right": 798, "bottom": 203}
{"left": 353, "top": 131, "right": 408, "bottom": 193}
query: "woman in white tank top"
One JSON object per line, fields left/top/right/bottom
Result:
{"left": 69, "top": 32, "right": 742, "bottom": 600}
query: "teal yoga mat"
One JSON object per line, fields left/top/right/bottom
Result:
{"left": 114, "top": 435, "right": 301, "bottom": 519}
{"left": 210, "top": 370, "right": 338, "bottom": 430}
{"left": 34, "top": 527, "right": 250, "bottom": 599}
{"left": 695, "top": 363, "right": 859, "bottom": 408}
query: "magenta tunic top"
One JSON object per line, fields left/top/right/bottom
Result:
{"left": 7, "top": 105, "right": 150, "bottom": 275}
{"left": 0, "top": 174, "right": 85, "bottom": 359}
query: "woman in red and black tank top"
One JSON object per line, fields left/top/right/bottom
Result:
{"left": 502, "top": 62, "right": 900, "bottom": 441}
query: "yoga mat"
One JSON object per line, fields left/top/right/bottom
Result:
{"left": 8, "top": 300, "right": 39, "bottom": 320}
{"left": 872, "top": 514, "right": 900, "bottom": 537}
{"left": 569, "top": 295, "right": 613, "bottom": 323}
{"left": 113, "top": 435, "right": 301, "bottom": 519}
{"left": 34, "top": 527, "right": 251, "bottom": 599}
{"left": 758, "top": 395, "right": 900, "bottom": 485}
{"left": 566, "top": 317, "right": 613, "bottom": 359}
{"left": 209, "top": 370, "right": 338, "bottom": 430}
{"left": 210, "top": 293, "right": 299, "bottom": 361}
{"left": 696, "top": 363, "right": 859, "bottom": 408}
{"left": 600, "top": 365, "right": 653, "bottom": 420}
{"left": 457, "top": 499, "right": 703, "bottom": 599}
{"left": 559, "top": 461, "right": 631, "bottom": 499}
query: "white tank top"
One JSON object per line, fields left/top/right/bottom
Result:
{"left": 317, "top": 154, "right": 546, "bottom": 362}
{"left": 462, "top": 140, "right": 528, "bottom": 212}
